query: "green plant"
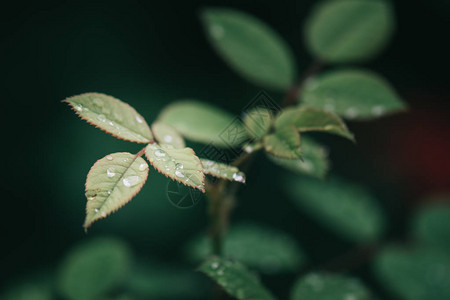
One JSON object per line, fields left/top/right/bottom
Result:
{"left": 58, "top": 0, "right": 432, "bottom": 299}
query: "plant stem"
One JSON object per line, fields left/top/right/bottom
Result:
{"left": 207, "top": 59, "right": 324, "bottom": 299}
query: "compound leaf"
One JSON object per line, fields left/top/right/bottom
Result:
{"left": 64, "top": 93, "right": 152, "bottom": 143}
{"left": 58, "top": 238, "right": 131, "bottom": 300}
{"left": 199, "top": 257, "right": 276, "bottom": 300}
{"left": 145, "top": 143, "right": 205, "bottom": 192}
{"left": 200, "top": 159, "right": 246, "bottom": 183}
{"left": 301, "top": 69, "right": 407, "bottom": 120}
{"left": 158, "top": 100, "right": 247, "bottom": 147}
{"left": 290, "top": 273, "right": 372, "bottom": 300}
{"left": 267, "top": 136, "right": 329, "bottom": 179}
{"left": 201, "top": 8, "right": 296, "bottom": 90}
{"left": 304, "top": 0, "right": 395, "bottom": 63}
{"left": 151, "top": 122, "right": 185, "bottom": 149}
{"left": 264, "top": 126, "right": 302, "bottom": 159}
{"left": 285, "top": 176, "right": 385, "bottom": 242}
{"left": 84, "top": 152, "right": 149, "bottom": 229}
{"left": 275, "top": 107, "right": 354, "bottom": 141}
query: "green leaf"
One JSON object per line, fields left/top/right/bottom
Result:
{"left": 84, "top": 152, "right": 149, "bottom": 229}
{"left": 58, "top": 238, "right": 131, "bottom": 300}
{"left": 126, "top": 261, "right": 207, "bottom": 299}
{"left": 145, "top": 143, "right": 205, "bottom": 192}
{"left": 186, "top": 222, "right": 306, "bottom": 274}
{"left": 304, "top": 0, "right": 395, "bottom": 63}
{"left": 158, "top": 100, "right": 247, "bottom": 147}
{"left": 267, "top": 136, "right": 329, "bottom": 178}
{"left": 63, "top": 93, "right": 153, "bottom": 143}
{"left": 290, "top": 272, "right": 372, "bottom": 300}
{"left": 1, "top": 276, "right": 53, "bottom": 300}
{"left": 201, "top": 159, "right": 246, "bottom": 183}
{"left": 243, "top": 107, "right": 274, "bottom": 139}
{"left": 374, "top": 245, "right": 450, "bottom": 300}
{"left": 151, "top": 122, "right": 185, "bottom": 149}
{"left": 198, "top": 257, "right": 276, "bottom": 300}
{"left": 264, "top": 126, "right": 302, "bottom": 159}
{"left": 411, "top": 203, "right": 450, "bottom": 251}
{"left": 301, "top": 69, "right": 407, "bottom": 120}
{"left": 285, "top": 176, "right": 385, "bottom": 242}
{"left": 275, "top": 107, "right": 354, "bottom": 141}
{"left": 201, "top": 8, "right": 296, "bottom": 90}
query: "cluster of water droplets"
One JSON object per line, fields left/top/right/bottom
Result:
{"left": 209, "top": 259, "right": 248, "bottom": 298}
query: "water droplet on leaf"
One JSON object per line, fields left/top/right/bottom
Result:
{"left": 139, "top": 163, "right": 148, "bottom": 171}
{"left": 175, "top": 170, "right": 185, "bottom": 178}
{"left": 155, "top": 149, "right": 166, "bottom": 157}
{"left": 106, "top": 168, "right": 116, "bottom": 178}
{"left": 232, "top": 172, "right": 246, "bottom": 183}
{"left": 123, "top": 176, "right": 140, "bottom": 187}
{"left": 97, "top": 114, "right": 106, "bottom": 122}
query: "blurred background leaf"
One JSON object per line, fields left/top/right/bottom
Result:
{"left": 185, "top": 222, "right": 307, "bottom": 274}
{"left": 300, "top": 69, "right": 406, "bottom": 120}
{"left": 304, "top": 0, "right": 395, "bottom": 63}
{"left": 201, "top": 8, "right": 296, "bottom": 90}
{"left": 290, "top": 272, "right": 373, "bottom": 300}
{"left": 58, "top": 237, "right": 132, "bottom": 300}
{"left": 199, "top": 257, "right": 276, "bottom": 300}
{"left": 284, "top": 175, "right": 385, "bottom": 243}
{"left": 410, "top": 200, "right": 450, "bottom": 251}
{"left": 373, "top": 245, "right": 450, "bottom": 300}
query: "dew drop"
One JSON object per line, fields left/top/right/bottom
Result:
{"left": 163, "top": 135, "right": 173, "bottom": 143}
{"left": 139, "top": 163, "right": 148, "bottom": 171}
{"left": 232, "top": 172, "right": 246, "bottom": 183}
{"left": 106, "top": 155, "right": 113, "bottom": 161}
{"left": 93, "top": 97, "right": 103, "bottom": 106}
{"left": 175, "top": 170, "right": 185, "bottom": 178}
{"left": 87, "top": 196, "right": 96, "bottom": 201}
{"left": 155, "top": 149, "right": 166, "bottom": 157}
{"left": 107, "top": 190, "right": 111, "bottom": 195}
{"left": 108, "top": 121, "right": 114, "bottom": 126}
{"left": 74, "top": 104, "right": 83, "bottom": 112}
{"left": 372, "top": 105, "right": 384, "bottom": 116}
{"left": 175, "top": 163, "right": 183, "bottom": 169}
{"left": 345, "top": 107, "right": 358, "bottom": 119}
{"left": 94, "top": 208, "right": 99, "bottom": 213}
{"left": 97, "top": 114, "right": 106, "bottom": 122}
{"left": 106, "top": 167, "right": 116, "bottom": 178}
{"left": 244, "top": 145, "right": 254, "bottom": 153}
{"left": 136, "top": 115, "right": 144, "bottom": 123}
{"left": 100, "top": 211, "right": 106, "bottom": 217}
{"left": 123, "top": 175, "right": 140, "bottom": 187}
{"left": 211, "top": 261, "right": 220, "bottom": 269}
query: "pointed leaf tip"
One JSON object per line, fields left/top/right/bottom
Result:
{"left": 64, "top": 93, "right": 153, "bottom": 143}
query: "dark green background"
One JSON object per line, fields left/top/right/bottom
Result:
{"left": 1, "top": 0, "right": 449, "bottom": 298}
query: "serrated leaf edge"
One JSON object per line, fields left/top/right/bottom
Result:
{"left": 144, "top": 144, "right": 206, "bottom": 193}
{"left": 63, "top": 92, "right": 153, "bottom": 144}
{"left": 83, "top": 152, "right": 149, "bottom": 230}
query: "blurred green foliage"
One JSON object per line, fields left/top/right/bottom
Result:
{"left": 2, "top": 0, "right": 449, "bottom": 299}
